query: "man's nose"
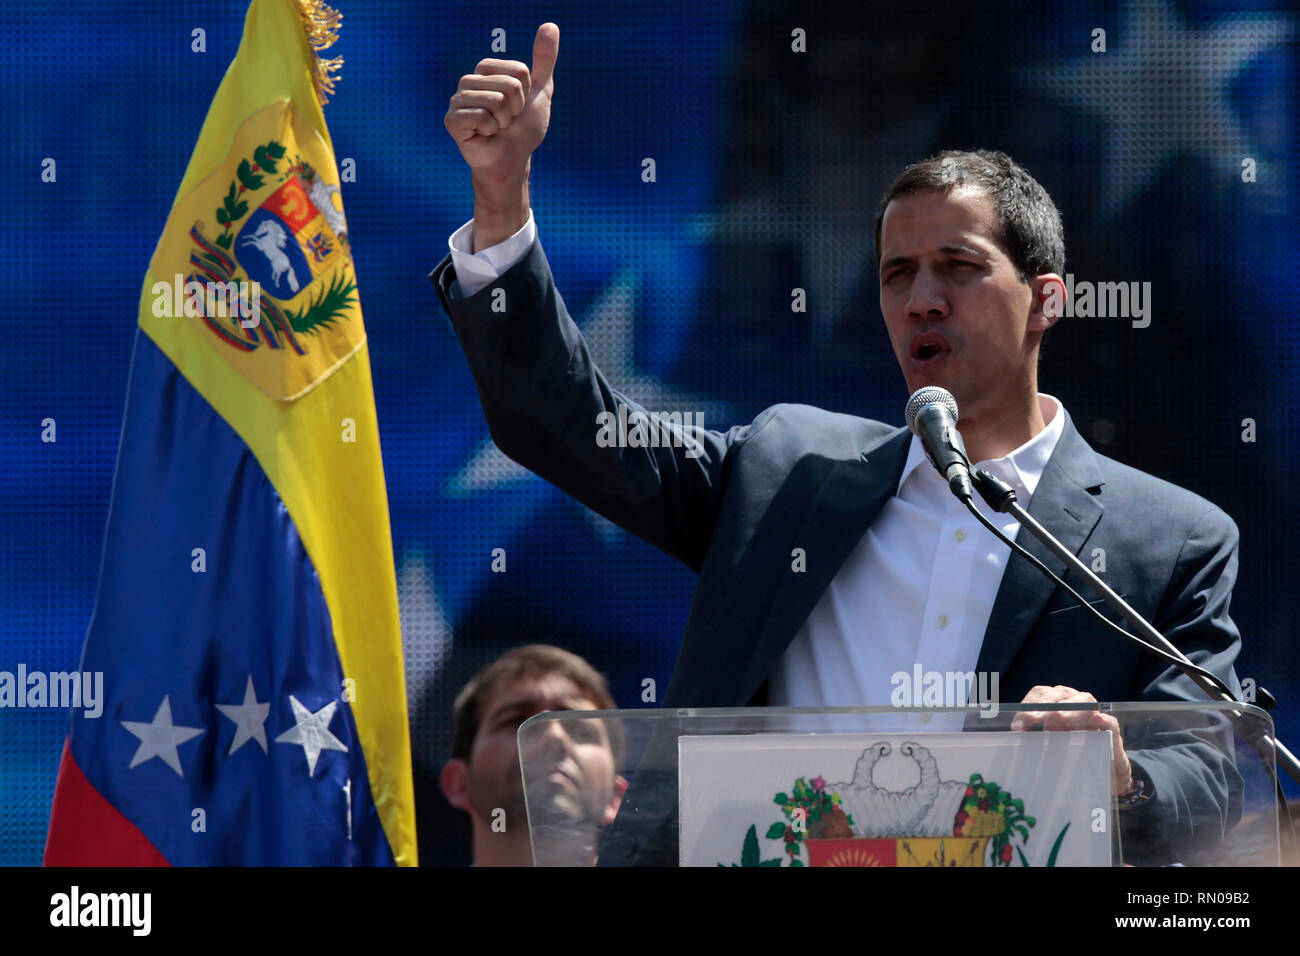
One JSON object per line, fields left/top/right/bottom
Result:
{"left": 532, "top": 716, "right": 574, "bottom": 758}
{"left": 906, "top": 270, "right": 948, "bottom": 320}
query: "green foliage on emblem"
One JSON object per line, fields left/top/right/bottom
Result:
{"left": 718, "top": 825, "right": 785, "bottom": 867}
{"left": 237, "top": 159, "right": 263, "bottom": 192}
{"left": 253, "top": 142, "right": 285, "bottom": 175}
{"left": 286, "top": 270, "right": 357, "bottom": 334}
{"left": 215, "top": 182, "right": 249, "bottom": 249}
{"left": 211, "top": 140, "right": 284, "bottom": 249}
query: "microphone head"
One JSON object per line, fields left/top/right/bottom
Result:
{"left": 904, "top": 386, "right": 959, "bottom": 433}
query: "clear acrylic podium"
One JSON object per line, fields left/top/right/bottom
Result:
{"left": 517, "top": 702, "right": 1282, "bottom": 866}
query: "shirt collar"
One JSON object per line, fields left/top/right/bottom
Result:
{"left": 897, "top": 394, "right": 1066, "bottom": 503}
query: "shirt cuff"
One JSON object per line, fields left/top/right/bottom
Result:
{"left": 447, "top": 209, "right": 537, "bottom": 298}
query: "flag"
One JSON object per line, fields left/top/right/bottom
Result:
{"left": 43, "top": 0, "right": 415, "bottom": 865}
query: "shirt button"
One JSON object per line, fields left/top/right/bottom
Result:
{"left": 938, "top": 614, "right": 949, "bottom": 628}
{"left": 955, "top": 528, "right": 967, "bottom": 542}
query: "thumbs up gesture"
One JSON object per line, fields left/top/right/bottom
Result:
{"left": 445, "top": 22, "right": 559, "bottom": 182}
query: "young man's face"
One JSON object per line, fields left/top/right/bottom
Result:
{"left": 877, "top": 186, "right": 1057, "bottom": 426}
{"left": 454, "top": 672, "right": 622, "bottom": 832}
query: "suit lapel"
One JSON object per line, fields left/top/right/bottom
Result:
{"left": 976, "top": 415, "right": 1106, "bottom": 679}
{"left": 741, "top": 427, "right": 911, "bottom": 699}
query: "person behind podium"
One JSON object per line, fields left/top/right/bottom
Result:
{"left": 440, "top": 644, "right": 627, "bottom": 866}
{"left": 431, "top": 23, "right": 1245, "bottom": 864}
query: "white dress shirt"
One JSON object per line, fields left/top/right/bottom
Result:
{"left": 444, "top": 215, "right": 1068, "bottom": 713}
{"left": 767, "top": 396, "right": 1066, "bottom": 710}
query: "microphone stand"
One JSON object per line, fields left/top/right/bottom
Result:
{"left": 971, "top": 467, "right": 1300, "bottom": 789}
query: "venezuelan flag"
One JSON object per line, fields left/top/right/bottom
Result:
{"left": 43, "top": 0, "right": 416, "bottom": 865}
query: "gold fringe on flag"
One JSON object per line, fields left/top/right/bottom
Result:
{"left": 294, "top": 0, "right": 344, "bottom": 104}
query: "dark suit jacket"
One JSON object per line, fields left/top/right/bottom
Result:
{"left": 430, "top": 237, "right": 1246, "bottom": 865}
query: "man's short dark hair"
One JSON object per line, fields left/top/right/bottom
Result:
{"left": 451, "top": 643, "right": 624, "bottom": 767}
{"left": 873, "top": 149, "right": 1066, "bottom": 282}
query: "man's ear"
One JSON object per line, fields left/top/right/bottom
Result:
{"left": 1030, "top": 273, "right": 1066, "bottom": 332}
{"left": 600, "top": 774, "right": 630, "bottom": 827}
{"left": 440, "top": 758, "right": 472, "bottom": 814}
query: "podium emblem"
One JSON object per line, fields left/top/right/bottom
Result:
{"left": 724, "top": 741, "right": 1059, "bottom": 867}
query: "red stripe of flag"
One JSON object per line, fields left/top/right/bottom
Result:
{"left": 43, "top": 739, "right": 171, "bottom": 867}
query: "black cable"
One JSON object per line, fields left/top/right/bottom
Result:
{"left": 960, "top": 491, "right": 1297, "bottom": 855}
{"left": 959, "top": 494, "right": 1235, "bottom": 698}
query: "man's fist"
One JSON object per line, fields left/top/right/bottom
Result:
{"left": 445, "top": 22, "right": 559, "bottom": 182}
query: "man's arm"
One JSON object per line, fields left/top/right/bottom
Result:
{"left": 433, "top": 235, "right": 770, "bottom": 570}
{"left": 437, "top": 23, "right": 771, "bottom": 570}
{"left": 1010, "top": 502, "right": 1249, "bottom": 864}
{"left": 1118, "top": 504, "right": 1248, "bottom": 864}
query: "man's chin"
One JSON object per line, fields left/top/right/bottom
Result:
{"left": 530, "top": 794, "right": 596, "bottom": 834}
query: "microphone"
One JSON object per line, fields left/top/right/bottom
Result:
{"left": 904, "top": 386, "right": 973, "bottom": 501}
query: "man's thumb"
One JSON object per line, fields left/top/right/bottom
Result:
{"left": 531, "top": 22, "right": 559, "bottom": 92}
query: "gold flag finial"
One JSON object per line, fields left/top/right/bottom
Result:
{"left": 294, "top": 0, "right": 344, "bottom": 104}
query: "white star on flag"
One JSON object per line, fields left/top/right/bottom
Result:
{"left": 1022, "top": 0, "right": 1294, "bottom": 217}
{"left": 216, "top": 675, "right": 271, "bottom": 755}
{"left": 275, "top": 695, "right": 348, "bottom": 775}
{"left": 122, "top": 695, "right": 205, "bottom": 777}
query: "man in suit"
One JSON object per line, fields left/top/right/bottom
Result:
{"left": 432, "top": 23, "right": 1245, "bottom": 864}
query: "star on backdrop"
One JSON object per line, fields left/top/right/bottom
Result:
{"left": 398, "top": 546, "right": 452, "bottom": 727}
{"left": 1022, "top": 0, "right": 1293, "bottom": 217}
{"left": 445, "top": 263, "right": 735, "bottom": 548}
{"left": 687, "top": 108, "right": 948, "bottom": 351}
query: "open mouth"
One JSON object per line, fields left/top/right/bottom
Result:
{"left": 909, "top": 332, "right": 952, "bottom": 363}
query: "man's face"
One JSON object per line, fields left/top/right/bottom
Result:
{"left": 460, "top": 673, "right": 620, "bottom": 830}
{"left": 877, "top": 187, "right": 1056, "bottom": 425}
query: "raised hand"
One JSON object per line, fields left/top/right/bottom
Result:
{"left": 445, "top": 22, "right": 559, "bottom": 184}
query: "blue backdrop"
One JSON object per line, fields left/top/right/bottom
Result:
{"left": 1, "top": 0, "right": 1296, "bottom": 866}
